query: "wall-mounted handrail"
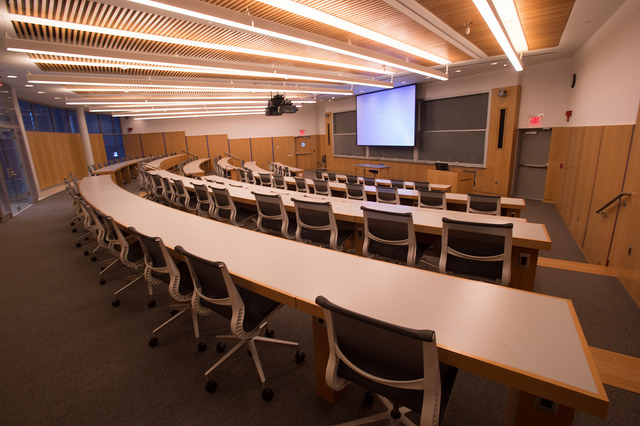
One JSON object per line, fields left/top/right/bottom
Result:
{"left": 596, "top": 192, "right": 631, "bottom": 217}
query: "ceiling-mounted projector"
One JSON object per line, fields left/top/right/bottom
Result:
{"left": 265, "top": 94, "right": 298, "bottom": 116}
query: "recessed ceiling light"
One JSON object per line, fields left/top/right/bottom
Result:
{"left": 37, "top": 91, "right": 46, "bottom": 94}
{"left": 7, "top": 75, "right": 18, "bottom": 78}
{"left": 24, "top": 84, "right": 34, "bottom": 87}
{"left": 491, "top": 62, "right": 498, "bottom": 66}
{"left": 455, "top": 69, "right": 462, "bottom": 73}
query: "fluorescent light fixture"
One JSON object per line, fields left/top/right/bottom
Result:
{"left": 8, "top": 14, "right": 388, "bottom": 76}
{"left": 133, "top": 111, "right": 265, "bottom": 120}
{"left": 492, "top": 0, "right": 528, "bottom": 52}
{"left": 472, "top": 0, "right": 523, "bottom": 71}
{"left": 114, "top": 108, "right": 266, "bottom": 117}
{"left": 256, "top": 0, "right": 449, "bottom": 65}
{"left": 128, "top": 0, "right": 448, "bottom": 80}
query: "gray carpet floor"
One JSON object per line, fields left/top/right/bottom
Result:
{"left": 0, "top": 186, "right": 638, "bottom": 425}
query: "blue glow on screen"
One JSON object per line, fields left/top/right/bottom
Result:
{"left": 356, "top": 85, "right": 416, "bottom": 146}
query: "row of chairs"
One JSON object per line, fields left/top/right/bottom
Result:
{"left": 147, "top": 171, "right": 512, "bottom": 286}
{"left": 70, "top": 173, "right": 462, "bottom": 424}
{"left": 65, "top": 175, "right": 305, "bottom": 402}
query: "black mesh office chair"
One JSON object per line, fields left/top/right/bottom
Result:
{"left": 345, "top": 183, "right": 366, "bottom": 200}
{"left": 346, "top": 174, "right": 359, "bottom": 184}
{"left": 258, "top": 173, "right": 273, "bottom": 187}
{"left": 172, "top": 178, "right": 197, "bottom": 213}
{"left": 327, "top": 172, "right": 338, "bottom": 182}
{"left": 418, "top": 190, "right": 447, "bottom": 210}
{"left": 414, "top": 181, "right": 431, "bottom": 192}
{"left": 375, "top": 186, "right": 400, "bottom": 205}
{"left": 252, "top": 191, "right": 296, "bottom": 238}
{"left": 439, "top": 217, "right": 513, "bottom": 285}
{"left": 292, "top": 198, "right": 353, "bottom": 250}
{"left": 176, "top": 246, "right": 305, "bottom": 401}
{"left": 467, "top": 194, "right": 501, "bottom": 216}
{"left": 391, "top": 179, "right": 405, "bottom": 189}
{"left": 210, "top": 186, "right": 256, "bottom": 227}
{"left": 316, "top": 295, "right": 458, "bottom": 425}
{"left": 192, "top": 183, "right": 216, "bottom": 218}
{"left": 363, "top": 176, "right": 376, "bottom": 186}
{"left": 294, "top": 177, "right": 310, "bottom": 193}
{"left": 361, "top": 206, "right": 427, "bottom": 266}
{"left": 273, "top": 174, "right": 287, "bottom": 189}
{"left": 104, "top": 217, "right": 145, "bottom": 305}
{"left": 312, "top": 179, "right": 331, "bottom": 196}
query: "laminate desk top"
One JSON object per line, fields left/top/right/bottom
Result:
{"left": 164, "top": 171, "right": 548, "bottom": 250}
{"left": 145, "top": 154, "right": 189, "bottom": 170}
{"left": 93, "top": 158, "right": 144, "bottom": 175}
{"left": 79, "top": 174, "right": 608, "bottom": 418}
{"left": 218, "top": 157, "right": 238, "bottom": 171}
{"left": 182, "top": 158, "right": 211, "bottom": 177}
{"left": 321, "top": 173, "right": 451, "bottom": 193}
{"left": 354, "top": 163, "right": 391, "bottom": 170}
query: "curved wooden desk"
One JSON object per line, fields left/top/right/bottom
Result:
{"left": 182, "top": 158, "right": 211, "bottom": 177}
{"left": 80, "top": 174, "right": 607, "bottom": 423}
{"left": 93, "top": 158, "right": 146, "bottom": 186}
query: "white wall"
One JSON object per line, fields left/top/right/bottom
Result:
{"left": 121, "top": 102, "right": 321, "bottom": 138}
{"left": 568, "top": 0, "right": 640, "bottom": 126}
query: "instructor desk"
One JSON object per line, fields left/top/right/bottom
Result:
{"left": 80, "top": 175, "right": 607, "bottom": 423}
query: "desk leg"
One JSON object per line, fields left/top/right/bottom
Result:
{"left": 312, "top": 316, "right": 347, "bottom": 403}
{"left": 505, "top": 389, "right": 575, "bottom": 426}
{"left": 510, "top": 247, "right": 539, "bottom": 292}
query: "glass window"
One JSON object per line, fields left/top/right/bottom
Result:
{"left": 32, "top": 104, "right": 54, "bottom": 132}
{"left": 113, "top": 117, "right": 122, "bottom": 134}
{"left": 69, "top": 110, "right": 79, "bottom": 133}
{"left": 51, "top": 108, "right": 72, "bottom": 133}
{"left": 99, "top": 114, "right": 114, "bottom": 133}
{"left": 85, "top": 113, "right": 101, "bottom": 133}
{"left": 18, "top": 100, "right": 35, "bottom": 131}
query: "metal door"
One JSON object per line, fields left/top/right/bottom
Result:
{"left": 513, "top": 128, "right": 551, "bottom": 200}
{"left": 0, "top": 127, "right": 34, "bottom": 215}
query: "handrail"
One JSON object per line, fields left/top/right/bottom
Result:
{"left": 596, "top": 192, "right": 631, "bottom": 217}
{"left": 180, "top": 149, "right": 198, "bottom": 160}
{"left": 224, "top": 152, "right": 242, "bottom": 161}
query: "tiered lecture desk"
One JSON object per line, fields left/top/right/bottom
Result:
{"left": 81, "top": 174, "right": 608, "bottom": 425}
{"left": 182, "top": 158, "right": 212, "bottom": 177}
{"left": 93, "top": 158, "right": 147, "bottom": 186}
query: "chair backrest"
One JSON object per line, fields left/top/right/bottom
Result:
{"left": 418, "top": 190, "right": 447, "bottom": 210}
{"left": 273, "top": 174, "right": 286, "bottom": 189}
{"left": 172, "top": 178, "right": 195, "bottom": 211}
{"left": 245, "top": 169, "right": 255, "bottom": 184}
{"left": 105, "top": 216, "right": 143, "bottom": 269}
{"left": 316, "top": 295, "right": 450, "bottom": 425}
{"left": 294, "top": 177, "right": 309, "bottom": 193}
{"left": 312, "top": 179, "right": 331, "bottom": 196}
{"left": 314, "top": 170, "right": 324, "bottom": 180}
{"left": 128, "top": 227, "right": 191, "bottom": 302}
{"left": 160, "top": 176, "right": 175, "bottom": 205}
{"left": 390, "top": 179, "right": 405, "bottom": 189}
{"left": 177, "top": 246, "right": 281, "bottom": 338}
{"left": 292, "top": 198, "right": 340, "bottom": 250}
{"left": 439, "top": 217, "right": 513, "bottom": 285}
{"left": 210, "top": 186, "right": 238, "bottom": 223}
{"left": 345, "top": 183, "right": 366, "bottom": 200}
{"left": 259, "top": 173, "right": 273, "bottom": 187}
{"left": 345, "top": 174, "right": 359, "bottom": 184}
{"left": 238, "top": 168, "right": 247, "bottom": 183}
{"left": 361, "top": 206, "right": 418, "bottom": 265}
{"left": 327, "top": 172, "right": 337, "bottom": 182}
{"left": 252, "top": 191, "right": 294, "bottom": 238}
{"left": 375, "top": 186, "right": 399, "bottom": 205}
{"left": 467, "top": 194, "right": 501, "bottom": 216}
{"left": 192, "top": 183, "right": 216, "bottom": 218}
{"left": 363, "top": 177, "right": 376, "bottom": 186}
{"left": 414, "top": 181, "right": 431, "bottom": 191}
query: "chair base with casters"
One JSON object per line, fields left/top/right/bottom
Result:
{"left": 176, "top": 246, "right": 305, "bottom": 401}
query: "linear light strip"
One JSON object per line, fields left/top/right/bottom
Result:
{"left": 255, "top": 0, "right": 449, "bottom": 64}
{"left": 65, "top": 100, "right": 315, "bottom": 107}
{"left": 492, "top": 0, "right": 528, "bottom": 52}
{"left": 472, "top": 0, "right": 522, "bottom": 71}
{"left": 8, "top": 14, "right": 389, "bottom": 75}
{"left": 114, "top": 108, "right": 266, "bottom": 117}
{"left": 133, "top": 111, "right": 266, "bottom": 120}
{"left": 127, "top": 0, "right": 448, "bottom": 79}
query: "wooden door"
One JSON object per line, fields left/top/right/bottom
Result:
{"left": 294, "top": 136, "right": 315, "bottom": 170}
{"left": 582, "top": 125, "right": 634, "bottom": 265}
{"left": 273, "top": 136, "right": 295, "bottom": 166}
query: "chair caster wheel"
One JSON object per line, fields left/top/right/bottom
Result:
{"left": 265, "top": 328, "right": 275, "bottom": 338}
{"left": 148, "top": 337, "right": 158, "bottom": 347}
{"left": 216, "top": 342, "right": 227, "bottom": 353}
{"left": 72, "top": 228, "right": 77, "bottom": 233}
{"left": 91, "top": 256, "right": 97, "bottom": 262}
{"left": 75, "top": 242, "right": 81, "bottom": 247}
{"left": 205, "top": 380, "right": 218, "bottom": 393}
{"left": 170, "top": 309, "right": 178, "bottom": 316}
{"left": 84, "top": 250, "right": 89, "bottom": 256}
{"left": 148, "top": 299, "right": 156, "bottom": 308}
{"left": 197, "top": 341, "right": 207, "bottom": 352}
{"left": 99, "top": 277, "right": 106, "bottom": 285}
{"left": 112, "top": 299, "right": 120, "bottom": 307}
{"left": 295, "top": 351, "right": 306, "bottom": 363}
{"left": 262, "top": 388, "right": 274, "bottom": 401}
{"left": 363, "top": 391, "right": 374, "bottom": 405}
{"left": 100, "top": 266, "right": 105, "bottom": 271}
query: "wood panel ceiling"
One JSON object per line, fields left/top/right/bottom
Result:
{"left": 2, "top": 0, "right": 575, "bottom": 117}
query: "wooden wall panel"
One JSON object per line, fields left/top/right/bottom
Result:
{"left": 26, "top": 132, "right": 86, "bottom": 189}
{"left": 582, "top": 125, "right": 634, "bottom": 265}
{"left": 568, "top": 127, "right": 603, "bottom": 245}
{"left": 557, "top": 127, "right": 585, "bottom": 224}
{"left": 123, "top": 134, "right": 143, "bottom": 158}
{"left": 186, "top": 135, "right": 209, "bottom": 159}
{"left": 609, "top": 106, "right": 640, "bottom": 304}
{"left": 543, "top": 127, "right": 572, "bottom": 203}
{"left": 140, "top": 133, "right": 166, "bottom": 156}
{"left": 228, "top": 138, "right": 252, "bottom": 164}
{"left": 163, "top": 131, "right": 187, "bottom": 155}
{"left": 90, "top": 134, "right": 107, "bottom": 166}
{"left": 207, "top": 134, "right": 229, "bottom": 158}
{"left": 273, "top": 136, "right": 295, "bottom": 166}
{"left": 251, "top": 137, "right": 275, "bottom": 169}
